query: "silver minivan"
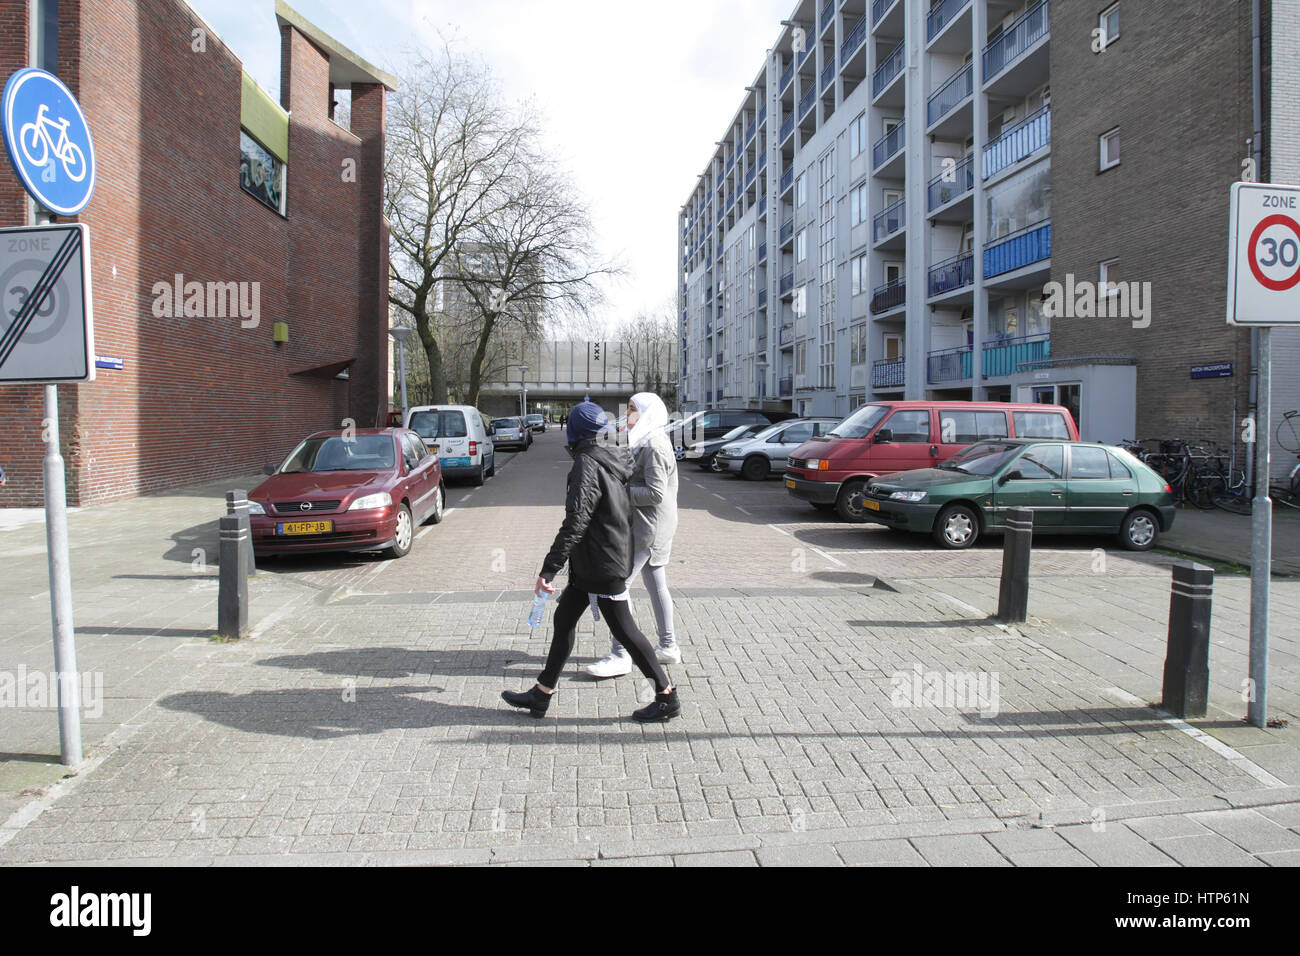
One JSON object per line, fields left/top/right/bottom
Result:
{"left": 405, "top": 405, "right": 496, "bottom": 485}
{"left": 715, "top": 418, "right": 841, "bottom": 481}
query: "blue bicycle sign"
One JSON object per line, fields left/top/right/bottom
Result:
{"left": 2, "top": 68, "right": 96, "bottom": 215}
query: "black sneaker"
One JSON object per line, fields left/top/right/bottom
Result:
{"left": 633, "top": 688, "right": 681, "bottom": 723}
{"left": 502, "top": 686, "right": 552, "bottom": 719}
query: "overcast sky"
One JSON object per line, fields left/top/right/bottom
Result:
{"left": 190, "top": 0, "right": 795, "bottom": 333}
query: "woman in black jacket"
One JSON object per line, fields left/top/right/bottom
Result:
{"left": 502, "top": 401, "right": 680, "bottom": 722}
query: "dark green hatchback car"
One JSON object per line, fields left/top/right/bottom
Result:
{"left": 864, "top": 440, "right": 1177, "bottom": 550}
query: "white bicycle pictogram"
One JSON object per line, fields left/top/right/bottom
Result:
{"left": 19, "top": 103, "right": 87, "bottom": 182}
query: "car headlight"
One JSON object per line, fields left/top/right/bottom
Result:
{"left": 720, "top": 445, "right": 739, "bottom": 457}
{"left": 804, "top": 459, "right": 830, "bottom": 471}
{"left": 889, "top": 490, "right": 928, "bottom": 502}
{"left": 247, "top": 500, "right": 266, "bottom": 515}
{"left": 348, "top": 492, "right": 393, "bottom": 511}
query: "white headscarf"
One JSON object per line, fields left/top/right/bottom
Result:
{"left": 627, "top": 392, "right": 669, "bottom": 449}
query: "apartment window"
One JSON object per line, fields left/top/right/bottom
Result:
{"left": 795, "top": 173, "right": 807, "bottom": 206}
{"left": 850, "top": 183, "right": 868, "bottom": 226}
{"left": 240, "top": 129, "right": 287, "bottom": 215}
{"left": 850, "top": 324, "right": 867, "bottom": 364}
{"left": 1100, "top": 257, "right": 1119, "bottom": 297}
{"left": 850, "top": 254, "right": 867, "bottom": 295}
{"left": 1099, "top": 3, "right": 1120, "bottom": 48}
{"left": 849, "top": 112, "right": 868, "bottom": 157}
{"left": 1100, "top": 127, "right": 1120, "bottom": 171}
{"left": 795, "top": 229, "right": 808, "bottom": 262}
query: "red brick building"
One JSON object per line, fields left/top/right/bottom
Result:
{"left": 0, "top": 0, "right": 394, "bottom": 506}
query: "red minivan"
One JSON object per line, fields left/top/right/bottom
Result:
{"left": 785, "top": 401, "right": 1080, "bottom": 522}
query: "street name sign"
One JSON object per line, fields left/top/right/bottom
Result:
{"left": 1227, "top": 181, "right": 1300, "bottom": 326}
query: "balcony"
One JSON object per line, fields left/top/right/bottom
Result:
{"left": 983, "top": 107, "right": 1050, "bottom": 180}
{"left": 780, "top": 219, "right": 794, "bottom": 244}
{"left": 926, "top": 62, "right": 972, "bottom": 128}
{"left": 758, "top": 105, "right": 767, "bottom": 127}
{"left": 981, "top": 332, "right": 1050, "bottom": 378}
{"left": 872, "top": 123, "right": 905, "bottom": 171}
{"left": 927, "top": 0, "right": 972, "bottom": 43}
{"left": 758, "top": 288, "right": 768, "bottom": 308}
{"left": 779, "top": 375, "right": 794, "bottom": 396}
{"left": 780, "top": 272, "right": 795, "bottom": 295}
{"left": 716, "top": 351, "right": 724, "bottom": 366}
{"left": 707, "top": 389, "right": 714, "bottom": 403}
{"left": 780, "top": 115, "right": 795, "bottom": 142}
{"left": 780, "top": 166, "right": 794, "bottom": 194}
{"left": 872, "top": 197, "right": 905, "bottom": 243}
{"left": 745, "top": 165, "right": 757, "bottom": 186}
{"left": 781, "top": 62, "right": 794, "bottom": 91}
{"left": 928, "top": 345, "right": 973, "bottom": 383}
{"left": 821, "top": 56, "right": 836, "bottom": 92}
{"left": 871, "top": 0, "right": 892, "bottom": 27}
{"left": 928, "top": 251, "right": 974, "bottom": 296}
{"left": 927, "top": 154, "right": 974, "bottom": 211}
{"left": 758, "top": 196, "right": 767, "bottom": 216}
{"left": 870, "top": 278, "right": 905, "bottom": 314}
{"left": 726, "top": 153, "right": 735, "bottom": 174}
{"left": 820, "top": 0, "right": 834, "bottom": 33}
{"left": 983, "top": 0, "right": 1049, "bottom": 83}
{"left": 872, "top": 40, "right": 904, "bottom": 99}
{"left": 780, "top": 325, "right": 794, "bottom": 346}
{"left": 872, "top": 358, "right": 905, "bottom": 388}
{"left": 983, "top": 219, "right": 1051, "bottom": 278}
{"left": 758, "top": 241, "right": 767, "bottom": 262}
{"left": 843, "top": 16, "right": 867, "bottom": 61}
{"left": 799, "top": 86, "right": 816, "bottom": 119}
{"left": 745, "top": 121, "right": 755, "bottom": 143}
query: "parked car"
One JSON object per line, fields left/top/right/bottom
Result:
{"left": 863, "top": 439, "right": 1176, "bottom": 550}
{"left": 683, "top": 423, "right": 768, "bottom": 469}
{"left": 666, "top": 408, "right": 791, "bottom": 457}
{"left": 491, "top": 417, "right": 531, "bottom": 450}
{"left": 715, "top": 418, "right": 842, "bottom": 480}
{"left": 524, "top": 414, "right": 546, "bottom": 433}
{"left": 785, "top": 401, "right": 1080, "bottom": 522}
{"left": 248, "top": 428, "right": 444, "bottom": 559}
{"left": 405, "top": 404, "right": 496, "bottom": 485}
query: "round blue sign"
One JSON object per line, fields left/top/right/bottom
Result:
{"left": 1, "top": 68, "right": 96, "bottom": 216}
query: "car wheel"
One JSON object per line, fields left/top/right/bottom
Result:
{"left": 387, "top": 503, "right": 414, "bottom": 558}
{"left": 471, "top": 464, "right": 485, "bottom": 486}
{"left": 933, "top": 504, "right": 980, "bottom": 549}
{"left": 1119, "top": 508, "right": 1159, "bottom": 551}
{"left": 741, "top": 456, "right": 770, "bottom": 481}
{"left": 487, "top": 454, "right": 496, "bottom": 477}
{"left": 427, "top": 483, "right": 445, "bottom": 525}
{"left": 835, "top": 479, "right": 870, "bottom": 523}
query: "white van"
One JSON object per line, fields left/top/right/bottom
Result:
{"left": 405, "top": 405, "right": 496, "bottom": 485}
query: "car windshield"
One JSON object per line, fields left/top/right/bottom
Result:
{"left": 829, "top": 404, "right": 889, "bottom": 439}
{"left": 937, "top": 442, "right": 1020, "bottom": 475}
{"left": 279, "top": 435, "right": 396, "bottom": 473}
{"left": 717, "top": 425, "right": 752, "bottom": 441}
{"left": 408, "top": 410, "right": 466, "bottom": 440}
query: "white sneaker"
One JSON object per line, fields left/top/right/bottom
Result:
{"left": 585, "top": 652, "right": 633, "bottom": 678}
{"left": 655, "top": 642, "right": 682, "bottom": 665}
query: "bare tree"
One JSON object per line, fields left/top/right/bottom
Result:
{"left": 611, "top": 301, "right": 680, "bottom": 408}
{"left": 385, "top": 43, "right": 530, "bottom": 404}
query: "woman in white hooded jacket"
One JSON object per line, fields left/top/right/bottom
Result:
{"left": 586, "top": 392, "right": 681, "bottom": 677}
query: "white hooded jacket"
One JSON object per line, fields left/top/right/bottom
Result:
{"left": 627, "top": 392, "right": 678, "bottom": 565}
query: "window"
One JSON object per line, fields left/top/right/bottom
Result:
{"left": 938, "top": 410, "right": 1010, "bottom": 445}
{"left": 795, "top": 173, "right": 807, "bottom": 206}
{"left": 1013, "top": 411, "right": 1071, "bottom": 439}
{"left": 986, "top": 161, "right": 1051, "bottom": 240}
{"left": 1100, "top": 257, "right": 1119, "bottom": 297}
{"left": 795, "top": 229, "right": 808, "bottom": 262}
{"left": 851, "top": 183, "right": 868, "bottom": 226}
{"left": 850, "top": 112, "right": 868, "bottom": 157}
{"left": 1099, "top": 3, "right": 1120, "bottom": 48}
{"left": 851, "top": 254, "right": 867, "bottom": 295}
{"left": 1014, "top": 445, "right": 1064, "bottom": 479}
{"left": 884, "top": 410, "right": 930, "bottom": 443}
{"left": 850, "top": 324, "right": 868, "bottom": 364}
{"left": 1100, "top": 127, "right": 1120, "bottom": 170}
{"left": 240, "top": 129, "right": 287, "bottom": 215}
{"left": 1107, "top": 451, "right": 1133, "bottom": 479}
{"left": 1069, "top": 446, "right": 1112, "bottom": 479}
{"left": 409, "top": 409, "right": 466, "bottom": 439}
{"left": 778, "top": 422, "right": 814, "bottom": 444}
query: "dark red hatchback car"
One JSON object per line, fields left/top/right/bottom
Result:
{"left": 248, "top": 428, "right": 444, "bottom": 559}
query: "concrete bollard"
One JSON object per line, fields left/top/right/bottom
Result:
{"left": 996, "top": 507, "right": 1034, "bottom": 623}
{"left": 218, "top": 515, "right": 249, "bottom": 639}
{"left": 1161, "top": 563, "right": 1214, "bottom": 718}
{"left": 225, "top": 489, "right": 256, "bottom": 575}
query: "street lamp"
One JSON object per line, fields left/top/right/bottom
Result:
{"left": 519, "top": 364, "right": 529, "bottom": 419}
{"left": 388, "top": 327, "right": 414, "bottom": 422}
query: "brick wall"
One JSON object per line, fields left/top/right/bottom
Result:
{"left": 0, "top": 0, "right": 387, "bottom": 506}
{"left": 1050, "top": 0, "right": 1254, "bottom": 452}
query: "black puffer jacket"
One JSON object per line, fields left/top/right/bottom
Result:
{"left": 540, "top": 438, "right": 635, "bottom": 594}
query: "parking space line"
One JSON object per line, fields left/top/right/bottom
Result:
{"left": 767, "top": 524, "right": 792, "bottom": 537}
{"left": 735, "top": 506, "right": 752, "bottom": 516}
{"left": 810, "top": 547, "right": 846, "bottom": 567}
{"left": 712, "top": 493, "right": 725, "bottom": 500}
{"left": 416, "top": 526, "right": 434, "bottom": 540}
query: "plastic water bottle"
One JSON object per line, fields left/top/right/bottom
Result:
{"left": 588, "top": 594, "right": 601, "bottom": 622}
{"left": 528, "top": 591, "right": 550, "bottom": 629}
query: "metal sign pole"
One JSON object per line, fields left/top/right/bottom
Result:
{"left": 1248, "top": 326, "right": 1272, "bottom": 728}
{"left": 42, "top": 383, "right": 82, "bottom": 764}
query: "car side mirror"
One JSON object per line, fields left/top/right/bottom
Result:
{"left": 263, "top": 464, "right": 276, "bottom": 475}
{"left": 999, "top": 470, "right": 1023, "bottom": 484}
{"left": 874, "top": 428, "right": 894, "bottom": 444}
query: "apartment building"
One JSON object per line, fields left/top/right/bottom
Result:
{"left": 679, "top": 0, "right": 1297, "bottom": 476}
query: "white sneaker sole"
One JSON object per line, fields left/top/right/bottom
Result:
{"left": 655, "top": 648, "right": 682, "bottom": 665}
{"left": 584, "top": 661, "right": 632, "bottom": 678}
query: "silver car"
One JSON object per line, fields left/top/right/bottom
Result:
{"left": 490, "top": 417, "right": 530, "bottom": 450}
{"left": 715, "top": 418, "right": 841, "bottom": 480}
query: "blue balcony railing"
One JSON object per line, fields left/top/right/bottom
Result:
{"left": 926, "top": 62, "right": 972, "bottom": 127}
{"left": 758, "top": 241, "right": 767, "bottom": 261}
{"left": 927, "top": 346, "right": 973, "bottom": 383}
{"left": 981, "top": 332, "right": 1050, "bottom": 377}
{"left": 821, "top": 0, "right": 834, "bottom": 33}
{"left": 781, "top": 61, "right": 794, "bottom": 91}
{"left": 780, "top": 219, "right": 794, "bottom": 243}
{"left": 799, "top": 86, "right": 816, "bottom": 118}
{"left": 780, "top": 166, "right": 794, "bottom": 193}
{"left": 872, "top": 358, "right": 905, "bottom": 388}
{"left": 870, "top": 278, "right": 905, "bottom": 314}
{"left": 983, "top": 219, "right": 1051, "bottom": 277}
{"left": 780, "top": 115, "right": 795, "bottom": 142}
{"left": 758, "top": 152, "right": 768, "bottom": 170}
{"left": 726, "top": 153, "right": 735, "bottom": 173}
{"left": 843, "top": 16, "right": 867, "bottom": 60}
{"left": 799, "top": 43, "right": 813, "bottom": 66}
{"left": 928, "top": 251, "right": 974, "bottom": 296}
{"left": 872, "top": 0, "right": 893, "bottom": 27}
{"left": 758, "top": 288, "right": 768, "bottom": 308}
{"left": 872, "top": 122, "right": 905, "bottom": 169}
{"left": 983, "top": 0, "right": 1049, "bottom": 81}
{"left": 780, "top": 272, "right": 795, "bottom": 294}
{"left": 780, "top": 326, "right": 794, "bottom": 346}
{"left": 927, "top": 0, "right": 972, "bottom": 42}
{"left": 758, "top": 197, "right": 767, "bottom": 216}
{"left": 758, "top": 105, "right": 767, "bottom": 126}
{"left": 779, "top": 374, "right": 794, "bottom": 395}
{"left": 927, "top": 154, "right": 974, "bottom": 210}
{"left": 983, "top": 107, "right": 1050, "bottom": 179}
{"left": 707, "top": 389, "right": 714, "bottom": 403}
{"left": 872, "top": 40, "right": 904, "bottom": 97}
{"left": 821, "top": 56, "right": 836, "bottom": 91}
{"left": 716, "top": 351, "right": 724, "bottom": 366}
{"left": 745, "top": 165, "right": 757, "bottom": 186}
{"left": 873, "top": 197, "right": 905, "bottom": 242}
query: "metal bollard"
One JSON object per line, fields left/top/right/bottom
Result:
{"left": 1161, "top": 563, "right": 1214, "bottom": 718}
{"left": 218, "top": 515, "right": 249, "bottom": 639}
{"left": 225, "top": 489, "right": 256, "bottom": 575}
{"left": 996, "top": 507, "right": 1034, "bottom": 623}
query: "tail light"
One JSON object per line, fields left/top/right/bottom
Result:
{"left": 469, "top": 441, "right": 478, "bottom": 456}
{"left": 1164, "top": 484, "right": 1173, "bottom": 494}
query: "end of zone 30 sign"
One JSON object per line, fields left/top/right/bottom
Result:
{"left": 1227, "top": 181, "right": 1300, "bottom": 326}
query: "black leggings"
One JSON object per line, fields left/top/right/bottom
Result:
{"left": 538, "top": 585, "right": 671, "bottom": 693}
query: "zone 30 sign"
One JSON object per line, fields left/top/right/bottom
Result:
{"left": 1227, "top": 181, "right": 1300, "bottom": 326}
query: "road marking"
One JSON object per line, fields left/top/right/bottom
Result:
{"left": 810, "top": 547, "right": 845, "bottom": 567}
{"left": 442, "top": 508, "right": 456, "bottom": 519}
{"left": 767, "top": 524, "right": 792, "bottom": 537}
{"left": 712, "top": 493, "right": 725, "bottom": 500}
{"left": 736, "top": 506, "right": 752, "bottom": 516}
{"left": 1104, "top": 687, "right": 1286, "bottom": 788}
{"left": 417, "top": 526, "right": 434, "bottom": 540}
